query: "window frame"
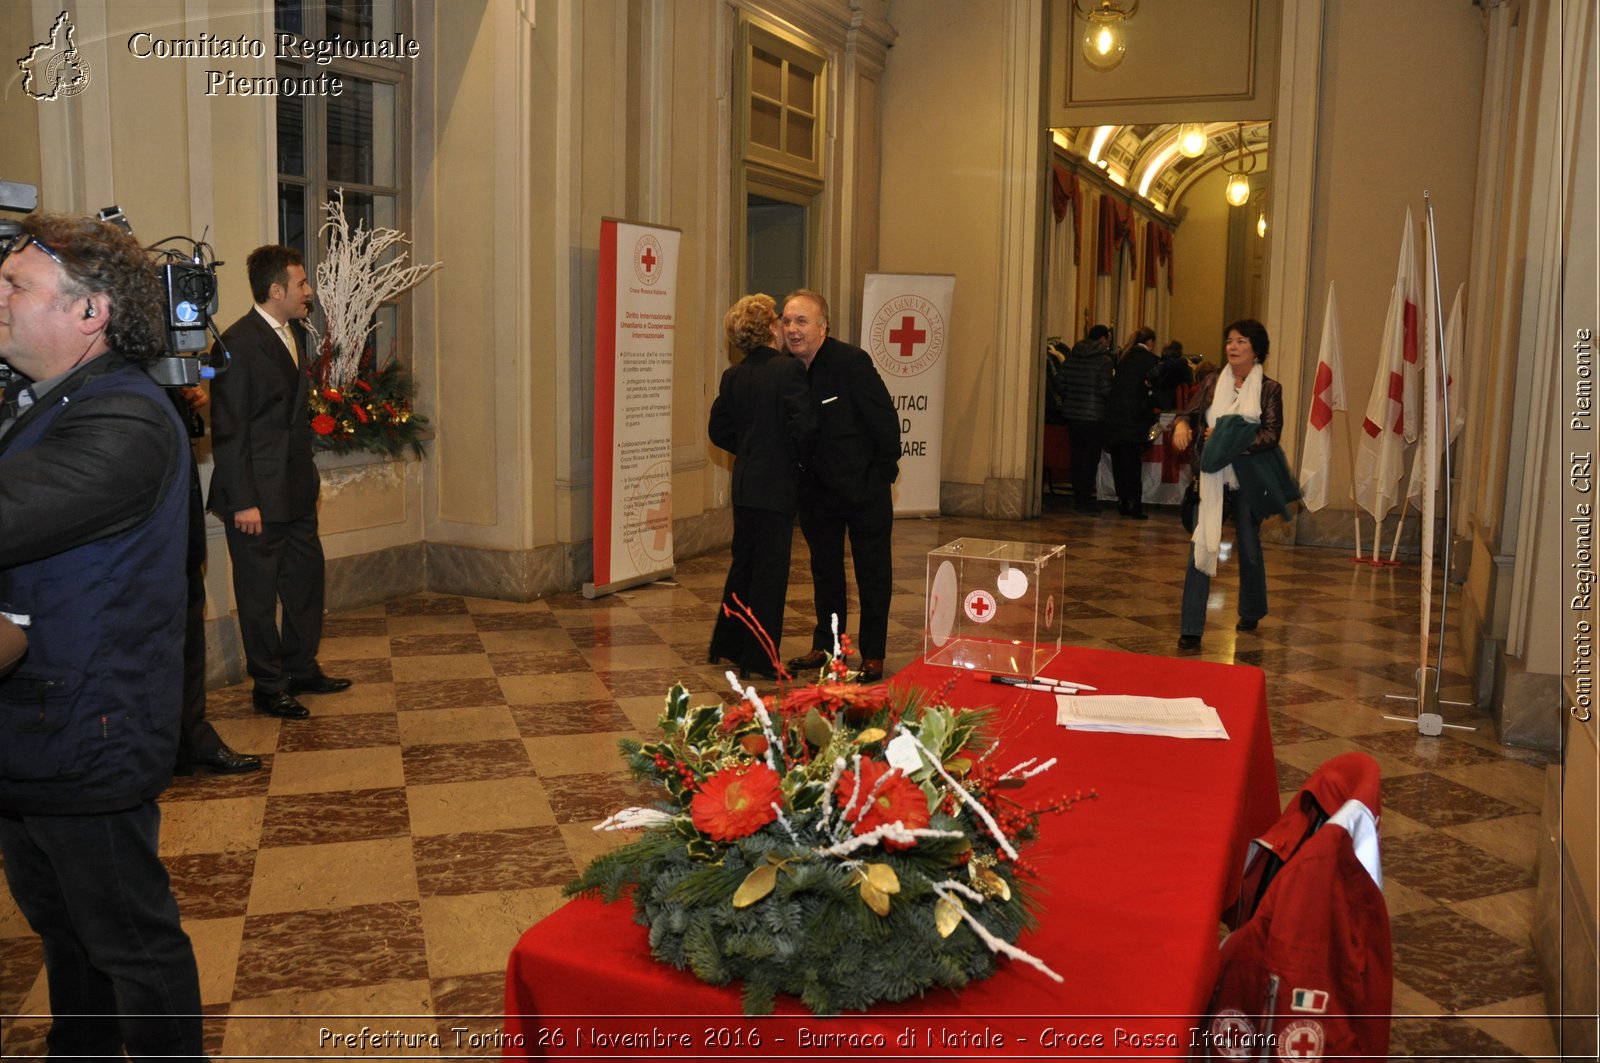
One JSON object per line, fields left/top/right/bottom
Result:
{"left": 274, "top": 1, "right": 414, "bottom": 373}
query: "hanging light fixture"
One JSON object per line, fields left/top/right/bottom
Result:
{"left": 1222, "top": 123, "right": 1257, "bottom": 207}
{"left": 1075, "top": 0, "right": 1139, "bottom": 72}
{"left": 1256, "top": 208, "right": 1268, "bottom": 238}
{"left": 1177, "top": 122, "right": 1208, "bottom": 158}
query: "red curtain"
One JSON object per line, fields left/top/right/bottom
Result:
{"left": 1143, "top": 222, "right": 1174, "bottom": 292}
{"left": 1096, "top": 193, "right": 1136, "bottom": 276}
{"left": 1052, "top": 165, "right": 1083, "bottom": 265}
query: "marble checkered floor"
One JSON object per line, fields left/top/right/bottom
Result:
{"left": 0, "top": 498, "right": 1564, "bottom": 1058}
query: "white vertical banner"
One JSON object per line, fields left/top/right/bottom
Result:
{"left": 860, "top": 273, "right": 954, "bottom": 516}
{"left": 585, "top": 218, "right": 681, "bottom": 598}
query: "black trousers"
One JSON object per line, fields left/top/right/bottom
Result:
{"left": 798, "top": 487, "right": 894, "bottom": 660}
{"left": 0, "top": 804, "right": 203, "bottom": 1058}
{"left": 709, "top": 506, "right": 796, "bottom": 670}
{"left": 1109, "top": 439, "right": 1147, "bottom": 513}
{"left": 1065, "top": 419, "right": 1106, "bottom": 505}
{"left": 224, "top": 512, "right": 325, "bottom": 695}
{"left": 178, "top": 468, "right": 223, "bottom": 764}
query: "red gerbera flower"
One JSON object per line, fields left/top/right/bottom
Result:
{"left": 311, "top": 413, "right": 337, "bottom": 436}
{"left": 322, "top": 387, "right": 342, "bottom": 402}
{"left": 690, "top": 762, "right": 783, "bottom": 841}
{"left": 839, "top": 759, "right": 930, "bottom": 850}
{"left": 353, "top": 405, "right": 370, "bottom": 424}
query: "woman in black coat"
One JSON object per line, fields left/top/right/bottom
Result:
{"left": 1104, "top": 326, "right": 1160, "bottom": 519}
{"left": 707, "top": 294, "right": 816, "bottom": 678}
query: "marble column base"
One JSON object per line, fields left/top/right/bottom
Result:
{"left": 1491, "top": 651, "right": 1564, "bottom": 753}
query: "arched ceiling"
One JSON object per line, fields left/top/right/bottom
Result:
{"left": 1052, "top": 121, "right": 1271, "bottom": 217}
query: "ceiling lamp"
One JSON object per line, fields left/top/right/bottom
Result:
{"left": 1223, "top": 123, "right": 1257, "bottom": 207}
{"left": 1075, "top": 0, "right": 1139, "bottom": 72}
{"left": 1177, "top": 123, "right": 1208, "bottom": 158}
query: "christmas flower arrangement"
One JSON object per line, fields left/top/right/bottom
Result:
{"left": 567, "top": 625, "right": 1093, "bottom": 1015}
{"left": 305, "top": 189, "right": 441, "bottom": 458}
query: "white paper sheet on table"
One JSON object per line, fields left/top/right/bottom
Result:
{"left": 1055, "top": 694, "right": 1229, "bottom": 740}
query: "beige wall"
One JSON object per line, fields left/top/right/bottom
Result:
{"left": 1168, "top": 168, "right": 1231, "bottom": 367}
{"left": 878, "top": 0, "right": 1008, "bottom": 493}
{"left": 1297, "top": 0, "right": 1485, "bottom": 519}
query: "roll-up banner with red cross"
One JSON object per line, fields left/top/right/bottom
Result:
{"left": 585, "top": 218, "right": 682, "bottom": 599}
{"left": 860, "top": 273, "right": 954, "bottom": 516}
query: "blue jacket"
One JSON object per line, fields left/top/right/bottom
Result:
{"left": 0, "top": 360, "right": 190, "bottom": 814}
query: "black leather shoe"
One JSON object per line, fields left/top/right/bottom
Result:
{"left": 1235, "top": 618, "right": 1259, "bottom": 632}
{"left": 253, "top": 690, "right": 311, "bottom": 719}
{"left": 854, "top": 659, "right": 884, "bottom": 683}
{"left": 176, "top": 744, "right": 263, "bottom": 775}
{"left": 739, "top": 666, "right": 778, "bottom": 681}
{"left": 1177, "top": 635, "right": 1202, "bottom": 651}
{"left": 786, "top": 649, "right": 830, "bottom": 672}
{"left": 287, "top": 672, "right": 352, "bottom": 695}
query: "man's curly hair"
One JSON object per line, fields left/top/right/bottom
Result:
{"left": 22, "top": 213, "right": 165, "bottom": 364}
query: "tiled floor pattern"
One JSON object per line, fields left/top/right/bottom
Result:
{"left": 0, "top": 498, "right": 1565, "bottom": 1058}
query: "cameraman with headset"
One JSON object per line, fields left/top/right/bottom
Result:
{"left": 0, "top": 213, "right": 203, "bottom": 1057}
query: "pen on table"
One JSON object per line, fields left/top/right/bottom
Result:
{"left": 983, "top": 673, "right": 1098, "bottom": 693}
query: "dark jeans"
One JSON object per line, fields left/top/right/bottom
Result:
{"left": 1180, "top": 488, "right": 1267, "bottom": 637}
{"left": 1065, "top": 419, "right": 1106, "bottom": 505}
{"left": 224, "top": 513, "right": 325, "bottom": 695}
{"left": 709, "top": 506, "right": 795, "bottom": 670}
{"left": 0, "top": 803, "right": 203, "bottom": 1059}
{"left": 798, "top": 488, "right": 894, "bottom": 660}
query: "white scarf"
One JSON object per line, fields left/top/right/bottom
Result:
{"left": 1191, "top": 363, "right": 1263, "bottom": 576}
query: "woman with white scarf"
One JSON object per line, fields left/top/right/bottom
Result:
{"left": 1170, "top": 320, "right": 1299, "bottom": 650}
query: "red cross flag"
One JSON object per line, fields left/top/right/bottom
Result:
{"left": 1298, "top": 284, "right": 1347, "bottom": 512}
{"left": 1352, "top": 208, "right": 1420, "bottom": 522}
{"left": 1405, "top": 281, "right": 1466, "bottom": 508}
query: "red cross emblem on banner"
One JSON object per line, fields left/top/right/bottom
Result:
{"left": 889, "top": 315, "right": 926, "bottom": 359}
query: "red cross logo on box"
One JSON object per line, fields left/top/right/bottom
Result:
{"left": 963, "top": 589, "right": 997, "bottom": 624}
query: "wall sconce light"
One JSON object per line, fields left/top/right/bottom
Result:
{"left": 1177, "top": 123, "right": 1208, "bottom": 158}
{"left": 1223, "top": 123, "right": 1257, "bottom": 207}
{"left": 1075, "top": 0, "right": 1139, "bottom": 72}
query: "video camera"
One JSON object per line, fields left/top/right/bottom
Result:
{"left": 0, "top": 180, "right": 227, "bottom": 390}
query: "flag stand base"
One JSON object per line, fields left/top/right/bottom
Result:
{"left": 1383, "top": 666, "right": 1475, "bottom": 736}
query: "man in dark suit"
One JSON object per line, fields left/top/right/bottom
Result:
{"left": 779, "top": 289, "right": 901, "bottom": 683}
{"left": 208, "top": 246, "right": 349, "bottom": 720}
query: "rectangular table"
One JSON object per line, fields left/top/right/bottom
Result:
{"left": 503, "top": 647, "right": 1280, "bottom": 1060}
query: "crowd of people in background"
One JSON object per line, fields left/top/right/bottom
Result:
{"left": 1045, "top": 322, "right": 1199, "bottom": 516}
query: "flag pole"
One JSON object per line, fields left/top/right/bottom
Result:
{"left": 1382, "top": 191, "right": 1473, "bottom": 733}
{"left": 1387, "top": 498, "right": 1408, "bottom": 563}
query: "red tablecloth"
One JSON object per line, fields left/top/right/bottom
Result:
{"left": 503, "top": 647, "right": 1279, "bottom": 1060}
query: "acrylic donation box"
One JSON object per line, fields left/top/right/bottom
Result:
{"left": 923, "top": 538, "right": 1065, "bottom": 676}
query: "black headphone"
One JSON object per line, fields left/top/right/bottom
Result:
{"left": 83, "top": 304, "right": 96, "bottom": 319}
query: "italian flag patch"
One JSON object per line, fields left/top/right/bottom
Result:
{"left": 1291, "top": 987, "right": 1329, "bottom": 1013}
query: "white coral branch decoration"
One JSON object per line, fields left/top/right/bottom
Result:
{"left": 307, "top": 188, "right": 442, "bottom": 389}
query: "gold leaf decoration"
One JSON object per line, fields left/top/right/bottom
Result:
{"left": 973, "top": 864, "right": 1012, "bottom": 901}
{"left": 863, "top": 862, "right": 900, "bottom": 895}
{"left": 857, "top": 876, "right": 892, "bottom": 916}
{"left": 935, "top": 896, "right": 964, "bottom": 938}
{"left": 943, "top": 756, "right": 973, "bottom": 776}
{"left": 855, "top": 727, "right": 887, "bottom": 745}
{"left": 802, "top": 707, "right": 833, "bottom": 749}
{"left": 732, "top": 863, "right": 778, "bottom": 908}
